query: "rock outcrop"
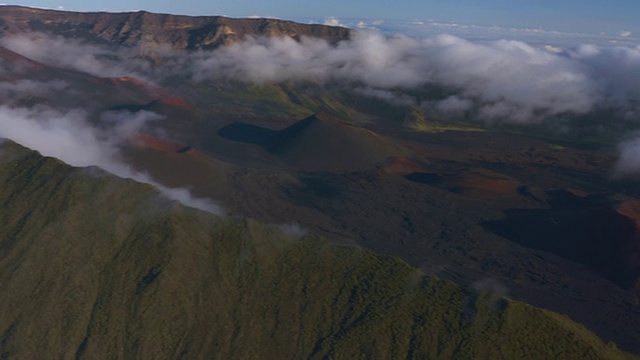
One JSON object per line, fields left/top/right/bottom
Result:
{"left": 0, "top": 6, "right": 352, "bottom": 50}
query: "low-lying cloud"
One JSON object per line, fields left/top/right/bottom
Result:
{"left": 614, "top": 137, "right": 640, "bottom": 177}
{"left": 570, "top": 44, "right": 640, "bottom": 107}
{"left": 2, "top": 29, "right": 640, "bottom": 173}
{"left": 0, "top": 33, "right": 152, "bottom": 79}
{"left": 0, "top": 79, "right": 68, "bottom": 99}
{"left": 0, "top": 104, "right": 224, "bottom": 215}
{"left": 3, "top": 31, "right": 639, "bottom": 124}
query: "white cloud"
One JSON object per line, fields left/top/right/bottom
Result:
{"left": 569, "top": 44, "right": 640, "bottom": 104}
{"left": 323, "top": 17, "right": 346, "bottom": 28}
{"left": 0, "top": 105, "right": 224, "bottom": 215}
{"left": 247, "top": 15, "right": 278, "bottom": 19}
{"left": 0, "top": 33, "right": 151, "bottom": 79}
{"left": 3, "top": 30, "right": 640, "bottom": 125}
{"left": 5, "top": 28, "right": 640, "bottom": 185}
{"left": 183, "top": 32, "right": 626, "bottom": 122}
{"left": 614, "top": 137, "right": 640, "bottom": 177}
{"left": 620, "top": 31, "right": 632, "bottom": 38}
{"left": 544, "top": 45, "right": 563, "bottom": 54}
{"left": 425, "top": 35, "right": 599, "bottom": 122}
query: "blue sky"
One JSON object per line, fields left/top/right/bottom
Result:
{"left": 3, "top": 1, "right": 639, "bottom": 39}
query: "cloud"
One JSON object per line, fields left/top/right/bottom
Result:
{"left": 355, "top": 87, "right": 416, "bottom": 107}
{"left": 324, "top": 17, "right": 346, "bottom": 28}
{"left": 620, "top": 31, "right": 632, "bottom": 38}
{"left": 569, "top": 44, "right": 640, "bottom": 105}
{"left": 4, "top": 28, "right": 640, "bottom": 195}
{"left": 187, "top": 32, "right": 430, "bottom": 89}
{"left": 0, "top": 105, "right": 224, "bottom": 215}
{"left": 247, "top": 15, "right": 278, "bottom": 19}
{"left": 0, "top": 106, "right": 130, "bottom": 171}
{"left": 278, "top": 223, "right": 308, "bottom": 237}
{"left": 543, "top": 45, "right": 563, "bottom": 54}
{"left": 426, "top": 35, "right": 599, "bottom": 122}
{"left": 436, "top": 95, "right": 474, "bottom": 114}
{"left": 0, "top": 33, "right": 151, "bottom": 79}
{"left": 472, "top": 277, "right": 509, "bottom": 296}
{"left": 613, "top": 136, "right": 640, "bottom": 177}
{"left": 0, "top": 80, "right": 68, "bottom": 100}
{"left": 2, "top": 30, "right": 640, "bottom": 125}
{"left": 182, "top": 32, "right": 613, "bottom": 122}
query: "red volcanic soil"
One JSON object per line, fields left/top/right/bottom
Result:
{"left": 379, "top": 157, "right": 427, "bottom": 175}
{"left": 0, "top": 45, "right": 46, "bottom": 72}
{"left": 616, "top": 201, "right": 640, "bottom": 227}
{"left": 440, "top": 169, "right": 523, "bottom": 199}
{"left": 115, "top": 77, "right": 192, "bottom": 109}
{"left": 159, "top": 96, "right": 191, "bottom": 108}
{"left": 458, "top": 175, "right": 520, "bottom": 195}
{"left": 130, "top": 132, "right": 189, "bottom": 153}
{"left": 93, "top": 76, "right": 193, "bottom": 109}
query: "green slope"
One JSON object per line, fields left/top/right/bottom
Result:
{"left": 0, "top": 142, "right": 635, "bottom": 359}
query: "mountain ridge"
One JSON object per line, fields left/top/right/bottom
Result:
{"left": 0, "top": 5, "right": 352, "bottom": 50}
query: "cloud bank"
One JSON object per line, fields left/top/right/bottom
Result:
{"left": 0, "top": 33, "right": 152, "bottom": 79}
{"left": 185, "top": 32, "right": 639, "bottom": 123}
{"left": 3, "top": 31, "right": 639, "bottom": 125}
{"left": 0, "top": 104, "right": 224, "bottom": 215}
{"left": 614, "top": 137, "right": 640, "bottom": 177}
{"left": 2, "top": 30, "right": 640, "bottom": 172}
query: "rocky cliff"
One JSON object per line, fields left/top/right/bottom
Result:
{"left": 0, "top": 5, "right": 351, "bottom": 49}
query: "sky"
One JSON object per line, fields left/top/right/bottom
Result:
{"left": 3, "top": 1, "right": 639, "bottom": 39}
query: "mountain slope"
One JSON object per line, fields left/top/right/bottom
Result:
{"left": 272, "top": 113, "right": 407, "bottom": 170}
{"left": 218, "top": 113, "right": 408, "bottom": 170}
{"left": 0, "top": 141, "right": 636, "bottom": 359}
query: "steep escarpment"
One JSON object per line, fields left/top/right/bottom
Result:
{"left": 0, "top": 5, "right": 351, "bottom": 50}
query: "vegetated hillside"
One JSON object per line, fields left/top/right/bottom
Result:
{"left": 0, "top": 5, "right": 351, "bottom": 49}
{"left": 0, "top": 141, "right": 635, "bottom": 359}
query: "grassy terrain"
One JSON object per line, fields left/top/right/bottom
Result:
{"left": 0, "top": 141, "right": 636, "bottom": 359}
